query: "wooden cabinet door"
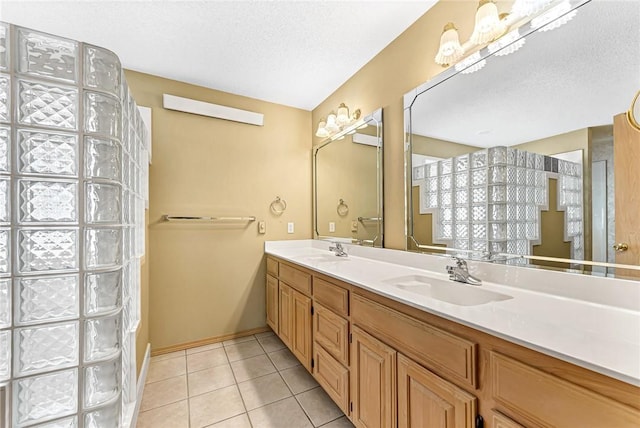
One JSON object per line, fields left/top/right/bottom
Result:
{"left": 313, "top": 303, "right": 349, "bottom": 366}
{"left": 351, "top": 325, "right": 397, "bottom": 428}
{"left": 398, "top": 354, "right": 476, "bottom": 428}
{"left": 266, "top": 274, "right": 279, "bottom": 332}
{"left": 492, "top": 411, "right": 525, "bottom": 428}
{"left": 279, "top": 282, "right": 293, "bottom": 350}
{"left": 291, "top": 289, "right": 312, "bottom": 371}
{"left": 314, "top": 344, "right": 349, "bottom": 414}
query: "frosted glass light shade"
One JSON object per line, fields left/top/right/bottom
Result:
{"left": 325, "top": 113, "right": 339, "bottom": 133}
{"left": 315, "top": 121, "right": 329, "bottom": 138}
{"left": 470, "top": 0, "right": 506, "bottom": 45}
{"left": 336, "top": 103, "right": 350, "bottom": 126}
{"left": 531, "top": 1, "right": 577, "bottom": 32}
{"left": 511, "top": 0, "right": 553, "bottom": 18}
{"left": 435, "top": 23, "right": 464, "bottom": 65}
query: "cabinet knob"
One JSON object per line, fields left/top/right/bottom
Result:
{"left": 613, "top": 242, "right": 629, "bottom": 252}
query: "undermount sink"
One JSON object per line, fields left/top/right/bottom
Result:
{"left": 382, "top": 275, "right": 512, "bottom": 306}
{"left": 295, "top": 254, "right": 350, "bottom": 264}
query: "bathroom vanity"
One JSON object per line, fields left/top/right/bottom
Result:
{"left": 265, "top": 240, "right": 640, "bottom": 428}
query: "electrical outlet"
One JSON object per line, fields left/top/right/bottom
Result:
{"left": 329, "top": 222, "right": 336, "bottom": 232}
{"left": 351, "top": 220, "right": 358, "bottom": 232}
{"left": 258, "top": 221, "right": 266, "bottom": 234}
{"left": 287, "top": 222, "right": 294, "bottom": 234}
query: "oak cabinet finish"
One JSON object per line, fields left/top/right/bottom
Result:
{"left": 265, "top": 255, "right": 640, "bottom": 428}
{"left": 398, "top": 354, "right": 476, "bottom": 428}
{"left": 266, "top": 257, "right": 279, "bottom": 277}
{"left": 314, "top": 344, "right": 350, "bottom": 414}
{"left": 351, "top": 325, "right": 397, "bottom": 428}
{"left": 266, "top": 274, "right": 278, "bottom": 332}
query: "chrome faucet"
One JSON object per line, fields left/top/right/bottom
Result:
{"left": 329, "top": 242, "right": 348, "bottom": 257}
{"left": 446, "top": 257, "right": 482, "bottom": 285}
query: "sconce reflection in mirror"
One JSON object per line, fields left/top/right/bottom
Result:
{"left": 270, "top": 196, "right": 287, "bottom": 216}
{"left": 337, "top": 199, "right": 349, "bottom": 217}
{"left": 628, "top": 90, "right": 640, "bottom": 130}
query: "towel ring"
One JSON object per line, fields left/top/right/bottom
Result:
{"left": 270, "top": 196, "right": 287, "bottom": 216}
{"left": 337, "top": 199, "right": 349, "bottom": 216}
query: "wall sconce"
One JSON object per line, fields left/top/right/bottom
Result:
{"left": 316, "top": 103, "right": 361, "bottom": 138}
{"left": 434, "top": 0, "right": 578, "bottom": 70}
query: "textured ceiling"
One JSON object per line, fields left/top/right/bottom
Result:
{"left": 0, "top": 0, "right": 437, "bottom": 110}
{"left": 410, "top": 0, "right": 640, "bottom": 147}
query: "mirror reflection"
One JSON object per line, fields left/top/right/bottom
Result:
{"left": 314, "top": 108, "right": 383, "bottom": 246}
{"left": 406, "top": 0, "right": 640, "bottom": 276}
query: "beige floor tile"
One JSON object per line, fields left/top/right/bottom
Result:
{"left": 136, "top": 400, "right": 189, "bottom": 428}
{"left": 225, "top": 340, "right": 265, "bottom": 362}
{"left": 140, "top": 375, "right": 188, "bottom": 412}
{"left": 189, "top": 385, "right": 246, "bottom": 428}
{"left": 255, "top": 330, "right": 275, "bottom": 339}
{"left": 280, "top": 365, "right": 319, "bottom": 394}
{"left": 268, "top": 348, "right": 301, "bottom": 371}
{"left": 297, "top": 387, "right": 343, "bottom": 427}
{"left": 257, "top": 334, "right": 286, "bottom": 353}
{"left": 146, "top": 355, "right": 186, "bottom": 384}
{"left": 237, "top": 372, "right": 292, "bottom": 410}
{"left": 187, "top": 342, "right": 224, "bottom": 355}
{"left": 207, "top": 413, "right": 252, "bottom": 428}
{"left": 248, "top": 396, "right": 313, "bottom": 428}
{"left": 187, "top": 347, "right": 229, "bottom": 372}
{"left": 223, "top": 335, "right": 257, "bottom": 346}
{"left": 230, "top": 354, "right": 277, "bottom": 382}
{"left": 151, "top": 350, "right": 185, "bottom": 362}
{"left": 319, "top": 416, "right": 355, "bottom": 428}
{"left": 188, "top": 363, "right": 236, "bottom": 397}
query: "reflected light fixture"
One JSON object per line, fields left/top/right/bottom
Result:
{"left": 511, "top": 0, "right": 554, "bottom": 18}
{"left": 470, "top": 0, "right": 506, "bottom": 45}
{"left": 488, "top": 29, "right": 526, "bottom": 56}
{"left": 531, "top": 0, "right": 577, "bottom": 32}
{"left": 315, "top": 103, "right": 362, "bottom": 138}
{"left": 435, "top": 23, "right": 464, "bottom": 66}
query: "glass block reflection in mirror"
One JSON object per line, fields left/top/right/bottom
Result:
{"left": 3, "top": 21, "right": 148, "bottom": 428}
{"left": 416, "top": 146, "right": 582, "bottom": 258}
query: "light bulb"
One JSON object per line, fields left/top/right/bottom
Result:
{"left": 435, "top": 22, "right": 464, "bottom": 65}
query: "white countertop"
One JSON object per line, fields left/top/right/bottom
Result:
{"left": 265, "top": 240, "right": 640, "bottom": 387}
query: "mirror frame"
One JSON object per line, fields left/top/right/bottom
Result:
{"left": 314, "top": 107, "right": 384, "bottom": 247}
{"left": 403, "top": 0, "right": 640, "bottom": 274}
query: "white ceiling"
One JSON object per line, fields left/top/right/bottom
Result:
{"left": 0, "top": 0, "right": 437, "bottom": 110}
{"left": 410, "top": 0, "right": 640, "bottom": 147}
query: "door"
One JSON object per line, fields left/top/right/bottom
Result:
{"left": 291, "top": 289, "right": 312, "bottom": 371}
{"left": 279, "top": 282, "right": 293, "bottom": 349}
{"left": 351, "top": 325, "right": 397, "bottom": 428}
{"left": 266, "top": 274, "right": 278, "bottom": 332}
{"left": 397, "top": 354, "right": 476, "bottom": 428}
{"left": 613, "top": 113, "right": 640, "bottom": 276}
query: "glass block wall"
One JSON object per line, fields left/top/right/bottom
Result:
{"left": 414, "top": 146, "right": 583, "bottom": 261}
{"left": 0, "top": 23, "right": 149, "bottom": 427}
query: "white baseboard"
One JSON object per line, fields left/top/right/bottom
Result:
{"left": 130, "top": 343, "right": 151, "bottom": 428}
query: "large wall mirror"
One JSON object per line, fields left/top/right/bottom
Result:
{"left": 405, "top": 0, "right": 640, "bottom": 277}
{"left": 314, "top": 108, "right": 383, "bottom": 246}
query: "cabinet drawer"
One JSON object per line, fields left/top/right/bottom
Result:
{"left": 313, "top": 303, "right": 349, "bottom": 366}
{"left": 313, "top": 277, "right": 349, "bottom": 317}
{"left": 280, "top": 264, "right": 311, "bottom": 296}
{"left": 352, "top": 293, "right": 477, "bottom": 389}
{"left": 266, "top": 257, "right": 279, "bottom": 277}
{"left": 314, "top": 345, "right": 349, "bottom": 415}
{"left": 491, "top": 352, "right": 640, "bottom": 427}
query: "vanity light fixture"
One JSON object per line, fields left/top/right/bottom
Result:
{"left": 511, "top": 0, "right": 554, "bottom": 17}
{"left": 315, "top": 103, "right": 362, "bottom": 138}
{"left": 531, "top": 0, "right": 577, "bottom": 32}
{"left": 470, "top": 0, "right": 506, "bottom": 45}
{"left": 488, "top": 29, "right": 526, "bottom": 56}
{"left": 455, "top": 52, "right": 486, "bottom": 74}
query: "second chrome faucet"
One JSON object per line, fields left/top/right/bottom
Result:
{"left": 446, "top": 257, "right": 482, "bottom": 285}
{"left": 329, "top": 242, "right": 348, "bottom": 257}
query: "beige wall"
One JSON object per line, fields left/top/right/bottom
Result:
{"left": 412, "top": 134, "right": 479, "bottom": 159}
{"left": 315, "top": 135, "right": 379, "bottom": 242}
{"left": 312, "top": 0, "right": 509, "bottom": 250}
{"left": 126, "top": 70, "right": 312, "bottom": 351}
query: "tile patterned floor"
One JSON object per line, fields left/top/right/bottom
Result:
{"left": 137, "top": 331, "right": 355, "bottom": 428}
